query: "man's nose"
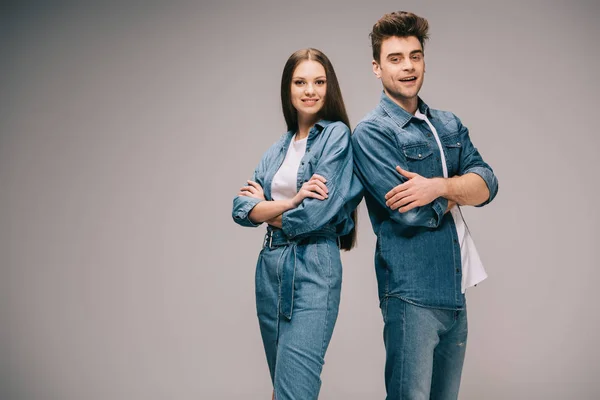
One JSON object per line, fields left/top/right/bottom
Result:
{"left": 401, "top": 59, "right": 415, "bottom": 71}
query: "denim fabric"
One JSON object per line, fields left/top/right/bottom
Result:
{"left": 381, "top": 297, "right": 468, "bottom": 400}
{"left": 352, "top": 92, "right": 498, "bottom": 310}
{"left": 232, "top": 120, "right": 363, "bottom": 238}
{"left": 232, "top": 120, "right": 362, "bottom": 399}
{"left": 256, "top": 230, "right": 342, "bottom": 400}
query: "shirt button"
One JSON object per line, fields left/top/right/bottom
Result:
{"left": 456, "top": 268, "right": 460, "bottom": 273}
{"left": 418, "top": 154, "right": 422, "bottom": 158}
{"left": 429, "top": 218, "right": 435, "bottom": 226}
{"left": 457, "top": 142, "right": 461, "bottom": 146}
{"left": 306, "top": 148, "right": 310, "bottom": 152}
{"left": 301, "top": 161, "right": 305, "bottom": 165}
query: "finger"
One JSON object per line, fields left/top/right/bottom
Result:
{"left": 240, "top": 186, "right": 257, "bottom": 194}
{"left": 309, "top": 178, "right": 329, "bottom": 194}
{"left": 238, "top": 191, "right": 250, "bottom": 197}
{"left": 306, "top": 183, "right": 328, "bottom": 198}
{"left": 398, "top": 198, "right": 423, "bottom": 213}
{"left": 305, "top": 191, "right": 326, "bottom": 201}
{"left": 386, "top": 190, "right": 412, "bottom": 208}
{"left": 395, "top": 166, "right": 418, "bottom": 179}
{"left": 385, "top": 182, "right": 410, "bottom": 200}
{"left": 310, "top": 174, "right": 327, "bottom": 183}
{"left": 247, "top": 180, "right": 262, "bottom": 190}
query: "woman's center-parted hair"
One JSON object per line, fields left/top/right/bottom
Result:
{"left": 280, "top": 48, "right": 350, "bottom": 133}
{"left": 370, "top": 11, "right": 430, "bottom": 63}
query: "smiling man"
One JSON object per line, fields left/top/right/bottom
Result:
{"left": 352, "top": 11, "right": 499, "bottom": 400}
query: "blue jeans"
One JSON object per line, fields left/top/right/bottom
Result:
{"left": 255, "top": 232, "right": 342, "bottom": 400}
{"left": 382, "top": 297, "right": 468, "bottom": 400}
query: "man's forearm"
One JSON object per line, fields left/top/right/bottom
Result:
{"left": 437, "top": 173, "right": 490, "bottom": 206}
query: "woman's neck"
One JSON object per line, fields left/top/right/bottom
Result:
{"left": 296, "top": 114, "right": 319, "bottom": 140}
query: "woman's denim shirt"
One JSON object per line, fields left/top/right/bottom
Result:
{"left": 232, "top": 120, "right": 363, "bottom": 239}
{"left": 352, "top": 93, "right": 499, "bottom": 310}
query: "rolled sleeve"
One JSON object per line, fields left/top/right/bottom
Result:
{"left": 455, "top": 115, "right": 499, "bottom": 207}
{"left": 463, "top": 166, "right": 498, "bottom": 207}
{"left": 232, "top": 196, "right": 263, "bottom": 227}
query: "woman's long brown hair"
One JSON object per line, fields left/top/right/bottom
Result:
{"left": 280, "top": 48, "right": 357, "bottom": 250}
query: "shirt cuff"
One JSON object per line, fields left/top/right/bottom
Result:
{"left": 463, "top": 166, "right": 498, "bottom": 207}
{"left": 430, "top": 197, "right": 448, "bottom": 227}
{"left": 233, "top": 197, "right": 262, "bottom": 227}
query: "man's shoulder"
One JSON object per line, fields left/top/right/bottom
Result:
{"left": 353, "top": 106, "right": 394, "bottom": 135}
{"left": 428, "top": 107, "right": 460, "bottom": 129}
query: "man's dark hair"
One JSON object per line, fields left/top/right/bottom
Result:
{"left": 370, "top": 11, "right": 430, "bottom": 62}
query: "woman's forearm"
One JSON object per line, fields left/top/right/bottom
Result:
{"left": 249, "top": 200, "right": 295, "bottom": 224}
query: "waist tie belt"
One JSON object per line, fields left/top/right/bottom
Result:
{"left": 263, "top": 227, "right": 338, "bottom": 320}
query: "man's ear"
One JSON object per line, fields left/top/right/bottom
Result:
{"left": 372, "top": 60, "right": 381, "bottom": 79}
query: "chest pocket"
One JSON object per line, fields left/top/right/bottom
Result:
{"left": 440, "top": 134, "right": 462, "bottom": 176}
{"left": 402, "top": 143, "right": 434, "bottom": 177}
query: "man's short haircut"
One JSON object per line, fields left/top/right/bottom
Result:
{"left": 370, "top": 11, "right": 430, "bottom": 62}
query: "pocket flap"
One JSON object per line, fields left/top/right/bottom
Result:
{"left": 402, "top": 143, "right": 433, "bottom": 160}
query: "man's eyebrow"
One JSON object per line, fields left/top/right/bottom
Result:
{"left": 386, "top": 50, "right": 423, "bottom": 58}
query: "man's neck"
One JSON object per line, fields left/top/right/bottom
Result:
{"left": 384, "top": 89, "right": 418, "bottom": 115}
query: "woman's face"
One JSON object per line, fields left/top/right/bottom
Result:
{"left": 290, "top": 60, "right": 327, "bottom": 121}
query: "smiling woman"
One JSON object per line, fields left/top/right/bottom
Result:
{"left": 231, "top": 48, "right": 363, "bottom": 400}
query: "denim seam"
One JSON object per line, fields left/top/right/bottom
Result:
{"left": 387, "top": 294, "right": 464, "bottom": 312}
{"left": 400, "top": 299, "right": 406, "bottom": 398}
{"left": 377, "top": 224, "right": 390, "bottom": 295}
{"left": 320, "top": 239, "right": 333, "bottom": 360}
{"left": 275, "top": 248, "right": 286, "bottom": 343}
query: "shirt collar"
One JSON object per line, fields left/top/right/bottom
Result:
{"left": 378, "top": 91, "right": 432, "bottom": 127}
{"left": 314, "top": 119, "right": 334, "bottom": 131}
{"left": 281, "top": 119, "right": 333, "bottom": 147}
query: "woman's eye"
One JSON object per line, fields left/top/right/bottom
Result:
{"left": 316, "top": 80, "right": 326, "bottom": 85}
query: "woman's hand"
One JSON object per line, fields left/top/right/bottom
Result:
{"left": 291, "top": 174, "right": 329, "bottom": 207}
{"left": 238, "top": 180, "right": 265, "bottom": 200}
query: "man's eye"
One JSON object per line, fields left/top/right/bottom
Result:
{"left": 390, "top": 58, "right": 399, "bottom": 63}
{"left": 411, "top": 55, "right": 422, "bottom": 60}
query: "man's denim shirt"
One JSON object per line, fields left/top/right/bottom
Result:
{"left": 352, "top": 93, "right": 498, "bottom": 310}
{"left": 232, "top": 120, "right": 363, "bottom": 239}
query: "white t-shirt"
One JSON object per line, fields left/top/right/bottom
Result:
{"left": 271, "top": 134, "right": 307, "bottom": 201}
{"left": 414, "top": 110, "right": 488, "bottom": 293}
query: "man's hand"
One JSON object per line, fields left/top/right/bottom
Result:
{"left": 385, "top": 166, "right": 445, "bottom": 213}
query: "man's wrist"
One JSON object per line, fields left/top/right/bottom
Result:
{"left": 435, "top": 177, "right": 449, "bottom": 199}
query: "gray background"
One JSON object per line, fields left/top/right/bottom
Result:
{"left": 1, "top": 1, "right": 598, "bottom": 399}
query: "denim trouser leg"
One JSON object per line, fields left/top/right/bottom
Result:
{"left": 382, "top": 297, "right": 468, "bottom": 400}
{"left": 256, "top": 237, "right": 342, "bottom": 400}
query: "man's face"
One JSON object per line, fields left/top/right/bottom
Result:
{"left": 373, "top": 36, "right": 425, "bottom": 108}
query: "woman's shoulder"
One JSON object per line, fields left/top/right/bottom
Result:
{"left": 320, "top": 120, "right": 351, "bottom": 137}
